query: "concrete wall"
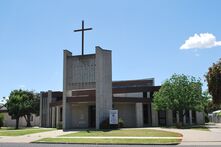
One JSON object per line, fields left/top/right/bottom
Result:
{"left": 95, "top": 47, "right": 112, "bottom": 129}
{"left": 151, "top": 103, "right": 158, "bottom": 126}
{"left": 115, "top": 103, "right": 136, "bottom": 127}
{"left": 66, "top": 54, "right": 96, "bottom": 91}
{"left": 40, "top": 90, "right": 52, "bottom": 127}
{"left": 136, "top": 103, "right": 143, "bottom": 127}
{"left": 196, "top": 111, "right": 205, "bottom": 125}
{"left": 71, "top": 103, "right": 89, "bottom": 128}
{"left": 63, "top": 49, "right": 97, "bottom": 129}
{"left": 2, "top": 113, "right": 39, "bottom": 127}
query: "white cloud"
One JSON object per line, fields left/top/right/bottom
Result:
{"left": 18, "top": 85, "right": 26, "bottom": 89}
{"left": 180, "top": 33, "right": 221, "bottom": 49}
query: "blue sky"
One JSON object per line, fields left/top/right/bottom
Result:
{"left": 1, "top": 0, "right": 221, "bottom": 99}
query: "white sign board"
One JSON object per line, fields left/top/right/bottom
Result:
{"left": 109, "top": 110, "right": 118, "bottom": 125}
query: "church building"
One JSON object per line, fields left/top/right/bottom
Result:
{"left": 40, "top": 46, "right": 205, "bottom": 130}
{"left": 40, "top": 21, "right": 204, "bottom": 129}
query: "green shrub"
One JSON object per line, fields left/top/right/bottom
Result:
{"left": 0, "top": 113, "right": 4, "bottom": 128}
{"left": 100, "top": 118, "right": 110, "bottom": 129}
{"left": 205, "top": 114, "right": 209, "bottom": 123}
{"left": 56, "top": 122, "right": 62, "bottom": 129}
{"left": 100, "top": 117, "right": 124, "bottom": 129}
{"left": 176, "top": 122, "right": 182, "bottom": 128}
{"left": 118, "top": 117, "right": 124, "bottom": 128}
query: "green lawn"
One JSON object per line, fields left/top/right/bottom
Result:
{"left": 36, "top": 138, "right": 181, "bottom": 145}
{"left": 0, "top": 128, "right": 56, "bottom": 136}
{"left": 62, "top": 129, "right": 182, "bottom": 137}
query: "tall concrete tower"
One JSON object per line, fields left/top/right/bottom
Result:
{"left": 63, "top": 46, "right": 112, "bottom": 130}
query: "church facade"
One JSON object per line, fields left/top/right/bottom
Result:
{"left": 40, "top": 46, "right": 205, "bottom": 130}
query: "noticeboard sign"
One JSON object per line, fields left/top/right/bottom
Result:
{"left": 109, "top": 110, "right": 118, "bottom": 125}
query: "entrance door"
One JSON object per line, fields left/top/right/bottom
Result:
{"left": 88, "top": 105, "right": 96, "bottom": 128}
{"left": 143, "top": 104, "right": 151, "bottom": 126}
{"left": 158, "top": 110, "right": 166, "bottom": 126}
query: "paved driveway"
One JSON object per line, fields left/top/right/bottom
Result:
{"left": 149, "top": 123, "right": 221, "bottom": 145}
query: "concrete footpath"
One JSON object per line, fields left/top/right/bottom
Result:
{"left": 55, "top": 136, "right": 182, "bottom": 139}
{"left": 0, "top": 124, "right": 221, "bottom": 145}
{"left": 0, "top": 130, "right": 75, "bottom": 143}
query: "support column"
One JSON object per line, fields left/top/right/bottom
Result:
{"left": 166, "top": 110, "right": 173, "bottom": 126}
{"left": 183, "top": 110, "right": 186, "bottom": 125}
{"left": 151, "top": 103, "right": 158, "bottom": 126}
{"left": 51, "top": 107, "right": 55, "bottom": 128}
{"left": 189, "top": 110, "right": 192, "bottom": 125}
{"left": 176, "top": 111, "right": 179, "bottom": 124}
{"left": 56, "top": 106, "right": 60, "bottom": 128}
{"left": 47, "top": 90, "right": 52, "bottom": 127}
{"left": 96, "top": 47, "right": 112, "bottom": 129}
{"left": 63, "top": 50, "right": 72, "bottom": 130}
{"left": 136, "top": 103, "right": 143, "bottom": 127}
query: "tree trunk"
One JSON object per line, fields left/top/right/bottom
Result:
{"left": 16, "top": 118, "right": 19, "bottom": 129}
{"left": 26, "top": 114, "right": 31, "bottom": 127}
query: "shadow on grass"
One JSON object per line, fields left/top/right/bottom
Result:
{"left": 160, "top": 125, "right": 209, "bottom": 130}
{"left": 64, "top": 128, "right": 122, "bottom": 133}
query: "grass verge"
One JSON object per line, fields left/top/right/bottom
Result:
{"left": 34, "top": 129, "right": 182, "bottom": 145}
{"left": 35, "top": 138, "right": 181, "bottom": 145}
{"left": 62, "top": 129, "right": 182, "bottom": 137}
{"left": 0, "top": 128, "right": 56, "bottom": 136}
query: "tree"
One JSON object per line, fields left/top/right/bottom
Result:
{"left": 205, "top": 59, "right": 221, "bottom": 104}
{"left": 5, "top": 89, "right": 27, "bottom": 129}
{"left": 0, "top": 113, "right": 4, "bottom": 128}
{"left": 5, "top": 89, "right": 40, "bottom": 129}
{"left": 153, "top": 74, "right": 204, "bottom": 125}
{"left": 22, "top": 92, "right": 40, "bottom": 127}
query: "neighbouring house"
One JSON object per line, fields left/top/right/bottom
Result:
{"left": 209, "top": 110, "right": 221, "bottom": 123}
{"left": 39, "top": 46, "right": 205, "bottom": 130}
{"left": 0, "top": 105, "right": 39, "bottom": 127}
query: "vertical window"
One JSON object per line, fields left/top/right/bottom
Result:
{"left": 158, "top": 110, "right": 166, "bottom": 126}
{"left": 185, "top": 110, "right": 190, "bottom": 124}
{"left": 143, "top": 92, "right": 150, "bottom": 98}
{"left": 192, "top": 110, "right": 196, "bottom": 124}
{"left": 143, "top": 104, "right": 149, "bottom": 124}
{"left": 143, "top": 92, "right": 147, "bottom": 98}
{"left": 60, "top": 107, "right": 63, "bottom": 121}
{"left": 172, "top": 110, "right": 177, "bottom": 124}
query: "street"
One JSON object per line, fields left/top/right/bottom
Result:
{"left": 0, "top": 143, "right": 220, "bottom": 147}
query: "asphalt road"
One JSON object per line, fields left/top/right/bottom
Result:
{"left": 0, "top": 144, "right": 220, "bottom": 147}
